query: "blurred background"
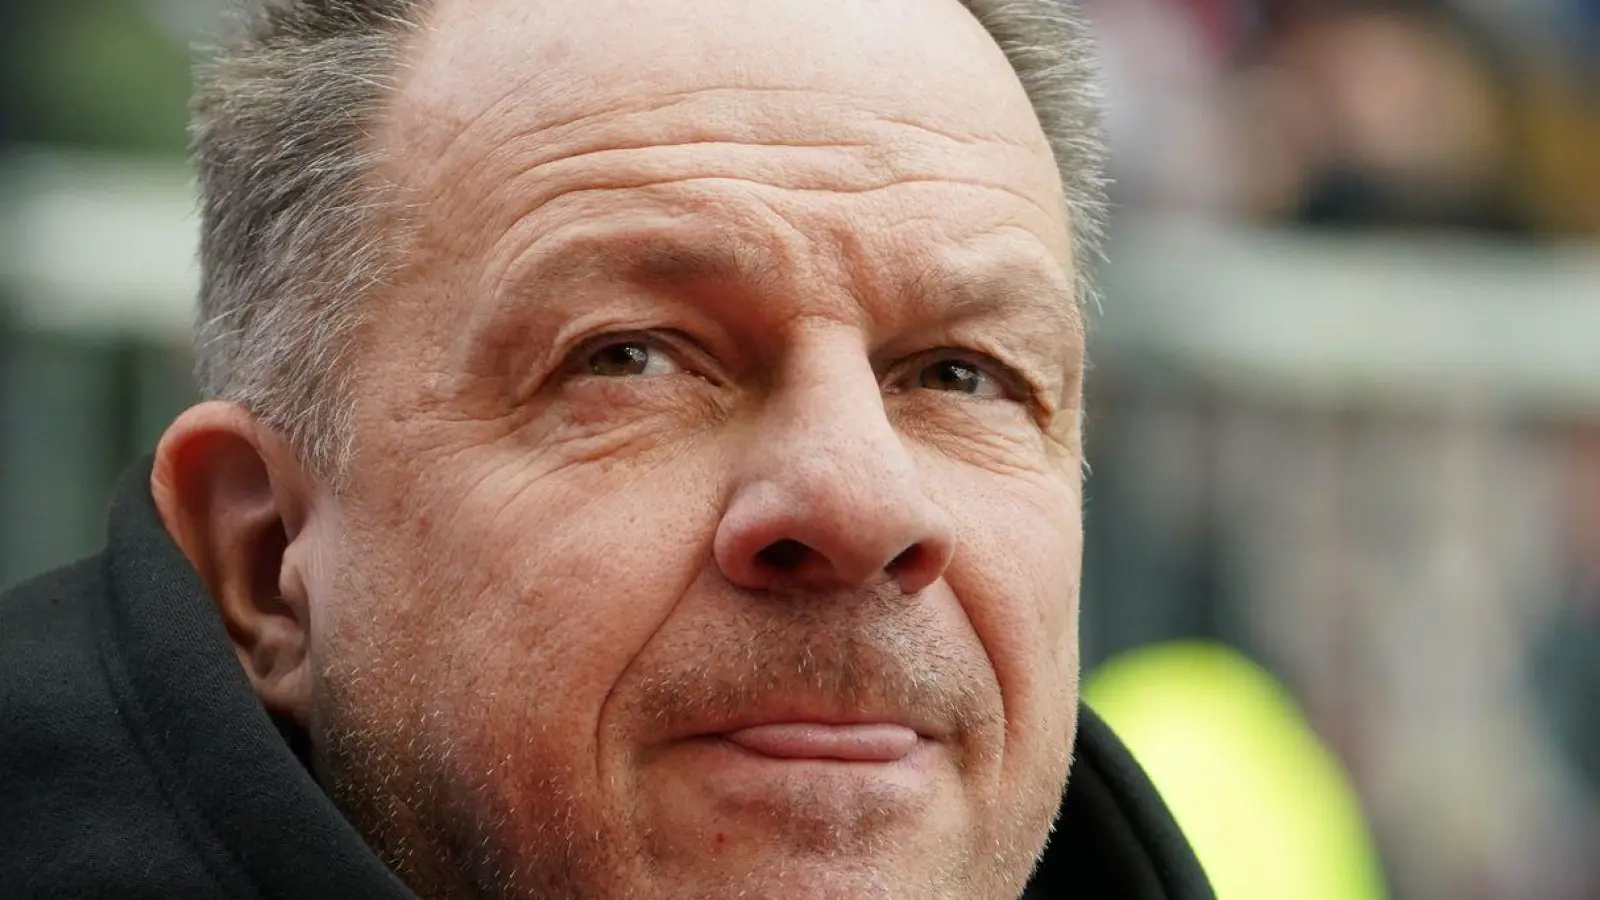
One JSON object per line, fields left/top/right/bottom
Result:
{"left": 0, "top": 0, "right": 1596, "bottom": 897}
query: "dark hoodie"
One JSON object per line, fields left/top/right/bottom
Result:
{"left": 0, "top": 465, "right": 1214, "bottom": 900}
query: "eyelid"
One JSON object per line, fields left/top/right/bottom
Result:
{"left": 891, "top": 348, "right": 1039, "bottom": 404}
{"left": 563, "top": 328, "right": 713, "bottom": 378}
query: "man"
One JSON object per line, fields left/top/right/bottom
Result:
{"left": 0, "top": 0, "right": 1213, "bottom": 898}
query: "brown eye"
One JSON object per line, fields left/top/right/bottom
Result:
{"left": 588, "top": 342, "right": 649, "bottom": 376}
{"left": 585, "top": 341, "right": 682, "bottom": 378}
{"left": 917, "top": 359, "right": 1003, "bottom": 398}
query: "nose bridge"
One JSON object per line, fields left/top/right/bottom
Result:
{"left": 711, "top": 334, "right": 956, "bottom": 594}
{"left": 769, "top": 339, "right": 913, "bottom": 510}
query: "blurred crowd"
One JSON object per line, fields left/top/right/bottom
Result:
{"left": 1082, "top": 3, "right": 1600, "bottom": 898}
{"left": 3, "top": 0, "right": 1596, "bottom": 232}
{"left": 1090, "top": 0, "right": 1600, "bottom": 235}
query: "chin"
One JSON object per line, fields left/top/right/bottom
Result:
{"left": 612, "top": 815, "right": 1015, "bottom": 900}
{"left": 637, "top": 860, "right": 945, "bottom": 900}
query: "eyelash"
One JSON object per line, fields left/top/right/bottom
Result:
{"left": 565, "top": 329, "right": 707, "bottom": 377}
{"left": 887, "top": 349, "right": 1031, "bottom": 402}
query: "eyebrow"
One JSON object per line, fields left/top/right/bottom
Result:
{"left": 899, "top": 254, "right": 1084, "bottom": 345}
{"left": 495, "top": 229, "right": 1082, "bottom": 350}
{"left": 512, "top": 233, "right": 786, "bottom": 297}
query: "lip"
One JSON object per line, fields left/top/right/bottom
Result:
{"left": 720, "top": 722, "right": 921, "bottom": 762}
{"left": 667, "top": 703, "right": 952, "bottom": 755}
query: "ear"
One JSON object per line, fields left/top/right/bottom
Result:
{"left": 150, "top": 401, "right": 324, "bottom": 727}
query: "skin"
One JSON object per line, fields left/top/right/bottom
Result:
{"left": 152, "top": 0, "right": 1087, "bottom": 897}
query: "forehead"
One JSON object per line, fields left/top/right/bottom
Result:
{"left": 384, "top": 0, "right": 1067, "bottom": 218}
{"left": 401, "top": 0, "right": 1041, "bottom": 127}
{"left": 372, "top": 0, "right": 1082, "bottom": 365}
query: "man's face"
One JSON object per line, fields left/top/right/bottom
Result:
{"left": 307, "top": 0, "right": 1085, "bottom": 897}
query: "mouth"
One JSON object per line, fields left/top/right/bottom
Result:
{"left": 716, "top": 722, "right": 922, "bottom": 762}
{"left": 643, "top": 710, "right": 954, "bottom": 835}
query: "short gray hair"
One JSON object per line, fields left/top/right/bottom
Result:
{"left": 191, "top": 0, "right": 1107, "bottom": 477}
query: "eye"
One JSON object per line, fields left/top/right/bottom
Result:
{"left": 582, "top": 338, "right": 685, "bottom": 378}
{"left": 912, "top": 357, "right": 1009, "bottom": 400}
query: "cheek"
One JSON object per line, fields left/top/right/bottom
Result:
{"left": 936, "top": 468, "right": 1081, "bottom": 752}
{"left": 318, "top": 439, "right": 727, "bottom": 786}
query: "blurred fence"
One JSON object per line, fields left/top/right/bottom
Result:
{"left": 0, "top": 150, "right": 194, "bottom": 588}
{"left": 1083, "top": 219, "right": 1600, "bottom": 900}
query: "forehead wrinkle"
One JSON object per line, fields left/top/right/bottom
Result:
{"left": 412, "top": 85, "right": 1036, "bottom": 191}
{"left": 492, "top": 173, "right": 1064, "bottom": 257}
{"left": 389, "top": 64, "right": 1065, "bottom": 229}
{"left": 397, "top": 83, "right": 877, "bottom": 194}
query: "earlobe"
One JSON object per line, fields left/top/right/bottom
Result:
{"left": 151, "top": 402, "right": 319, "bottom": 726}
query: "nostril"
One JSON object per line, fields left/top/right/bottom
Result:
{"left": 756, "top": 539, "right": 809, "bottom": 571}
{"left": 887, "top": 544, "right": 923, "bottom": 577}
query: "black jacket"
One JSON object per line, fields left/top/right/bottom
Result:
{"left": 0, "top": 466, "right": 1214, "bottom": 900}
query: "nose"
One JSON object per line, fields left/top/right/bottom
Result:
{"left": 713, "top": 355, "right": 956, "bottom": 596}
